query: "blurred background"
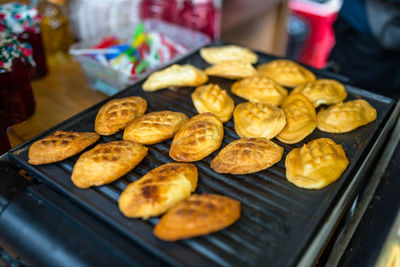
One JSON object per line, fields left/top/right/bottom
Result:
{"left": 0, "top": 0, "right": 343, "bottom": 152}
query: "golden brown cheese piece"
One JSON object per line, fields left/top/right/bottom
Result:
{"left": 119, "top": 162, "right": 198, "bottom": 219}
{"left": 233, "top": 102, "right": 286, "bottom": 139}
{"left": 285, "top": 138, "right": 349, "bottom": 189}
{"left": 276, "top": 94, "right": 316, "bottom": 144}
{"left": 142, "top": 64, "right": 208, "bottom": 92}
{"left": 169, "top": 113, "right": 223, "bottom": 162}
{"left": 200, "top": 45, "right": 258, "bottom": 64}
{"left": 231, "top": 76, "right": 288, "bottom": 106}
{"left": 211, "top": 138, "right": 283, "bottom": 174}
{"left": 257, "top": 59, "right": 316, "bottom": 87}
{"left": 123, "top": 111, "right": 189, "bottom": 145}
{"left": 204, "top": 60, "right": 257, "bottom": 80}
{"left": 290, "top": 79, "right": 347, "bottom": 107}
{"left": 28, "top": 131, "right": 100, "bottom": 165}
{"left": 71, "top": 141, "right": 148, "bottom": 189}
{"left": 317, "top": 99, "right": 377, "bottom": 133}
{"left": 95, "top": 96, "right": 147, "bottom": 136}
{"left": 154, "top": 194, "right": 240, "bottom": 241}
{"left": 191, "top": 84, "right": 234, "bottom": 122}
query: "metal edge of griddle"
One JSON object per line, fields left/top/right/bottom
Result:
{"left": 297, "top": 100, "right": 400, "bottom": 267}
{"left": 326, "top": 99, "right": 400, "bottom": 266}
{"left": 374, "top": 208, "right": 400, "bottom": 267}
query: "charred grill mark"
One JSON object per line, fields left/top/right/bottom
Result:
{"left": 176, "top": 208, "right": 195, "bottom": 216}
{"left": 195, "top": 122, "right": 208, "bottom": 128}
{"left": 141, "top": 179, "right": 153, "bottom": 185}
{"left": 167, "top": 165, "right": 179, "bottom": 171}
{"left": 159, "top": 175, "right": 167, "bottom": 181}
{"left": 198, "top": 212, "right": 208, "bottom": 217}
{"left": 191, "top": 200, "right": 202, "bottom": 206}
{"left": 158, "top": 168, "right": 168, "bottom": 173}
{"left": 206, "top": 203, "right": 216, "bottom": 210}
{"left": 93, "top": 156, "right": 100, "bottom": 162}
{"left": 141, "top": 185, "right": 158, "bottom": 199}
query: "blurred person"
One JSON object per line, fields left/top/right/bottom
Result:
{"left": 329, "top": 0, "right": 400, "bottom": 98}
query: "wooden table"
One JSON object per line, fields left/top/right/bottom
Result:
{"left": 7, "top": 61, "right": 107, "bottom": 147}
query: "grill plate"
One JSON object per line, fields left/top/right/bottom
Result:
{"left": 8, "top": 46, "right": 394, "bottom": 266}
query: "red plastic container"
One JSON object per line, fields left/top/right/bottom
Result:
{"left": 139, "top": 0, "right": 178, "bottom": 23}
{"left": 0, "top": 58, "right": 35, "bottom": 126}
{"left": 179, "top": 0, "right": 220, "bottom": 40}
{"left": 289, "top": 0, "right": 341, "bottom": 69}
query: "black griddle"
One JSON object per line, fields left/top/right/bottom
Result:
{"left": 6, "top": 45, "right": 396, "bottom": 267}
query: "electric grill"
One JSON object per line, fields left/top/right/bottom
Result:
{"left": 0, "top": 44, "right": 399, "bottom": 267}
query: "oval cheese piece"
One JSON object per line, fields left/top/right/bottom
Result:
{"left": 290, "top": 79, "right": 347, "bottom": 107}
{"left": 231, "top": 76, "right": 288, "bottom": 106}
{"left": 154, "top": 194, "right": 241, "bottom": 241}
{"left": 285, "top": 138, "right": 349, "bottom": 189}
{"left": 211, "top": 138, "right": 283, "bottom": 174}
{"left": 205, "top": 60, "right": 257, "bottom": 80}
{"left": 169, "top": 113, "right": 223, "bottom": 162}
{"left": 276, "top": 94, "right": 316, "bottom": 144}
{"left": 191, "top": 84, "right": 234, "bottom": 122}
{"left": 257, "top": 59, "right": 316, "bottom": 87}
{"left": 317, "top": 99, "right": 377, "bottom": 133}
{"left": 200, "top": 45, "right": 258, "bottom": 64}
{"left": 123, "top": 111, "right": 189, "bottom": 145}
{"left": 95, "top": 96, "right": 147, "bottom": 136}
{"left": 119, "top": 162, "right": 198, "bottom": 219}
{"left": 71, "top": 141, "right": 148, "bottom": 189}
{"left": 142, "top": 64, "right": 208, "bottom": 92}
{"left": 233, "top": 102, "right": 286, "bottom": 139}
{"left": 28, "top": 131, "right": 100, "bottom": 165}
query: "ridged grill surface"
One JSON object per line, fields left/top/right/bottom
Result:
{"left": 9, "top": 48, "right": 394, "bottom": 267}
